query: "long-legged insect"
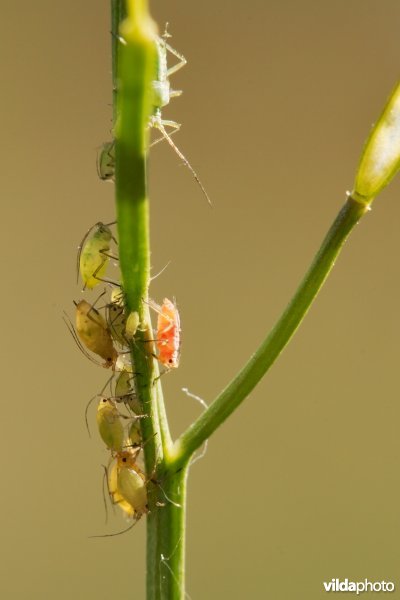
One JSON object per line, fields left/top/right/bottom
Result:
{"left": 77, "top": 222, "right": 117, "bottom": 290}
{"left": 99, "top": 27, "right": 211, "bottom": 205}
{"left": 149, "top": 28, "right": 211, "bottom": 206}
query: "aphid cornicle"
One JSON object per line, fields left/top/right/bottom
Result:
{"left": 75, "top": 300, "right": 118, "bottom": 368}
{"left": 108, "top": 449, "right": 148, "bottom": 520}
{"left": 78, "top": 222, "right": 115, "bottom": 290}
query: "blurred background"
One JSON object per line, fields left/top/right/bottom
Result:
{"left": 2, "top": 1, "right": 400, "bottom": 598}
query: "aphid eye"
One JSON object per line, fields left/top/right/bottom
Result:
{"left": 168, "top": 359, "right": 173, "bottom": 364}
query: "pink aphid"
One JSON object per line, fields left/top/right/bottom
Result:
{"left": 156, "top": 298, "right": 181, "bottom": 369}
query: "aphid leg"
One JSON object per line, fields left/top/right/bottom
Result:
{"left": 151, "top": 117, "right": 212, "bottom": 206}
{"left": 164, "top": 42, "right": 187, "bottom": 77}
{"left": 99, "top": 249, "right": 119, "bottom": 261}
{"left": 150, "top": 121, "right": 180, "bottom": 147}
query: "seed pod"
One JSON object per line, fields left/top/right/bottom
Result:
{"left": 353, "top": 82, "right": 400, "bottom": 203}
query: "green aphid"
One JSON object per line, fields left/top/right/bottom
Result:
{"left": 115, "top": 369, "right": 141, "bottom": 414}
{"left": 125, "top": 311, "right": 140, "bottom": 341}
{"left": 97, "top": 141, "right": 115, "bottom": 181}
{"left": 77, "top": 222, "right": 115, "bottom": 290}
{"left": 128, "top": 419, "right": 142, "bottom": 447}
{"left": 107, "top": 299, "right": 127, "bottom": 347}
{"left": 96, "top": 398, "right": 125, "bottom": 453}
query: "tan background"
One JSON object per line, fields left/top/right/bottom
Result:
{"left": 2, "top": 1, "right": 400, "bottom": 598}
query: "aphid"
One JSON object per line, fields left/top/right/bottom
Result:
{"left": 106, "top": 295, "right": 127, "bottom": 348}
{"left": 97, "top": 141, "right": 115, "bottom": 181}
{"left": 108, "top": 448, "right": 148, "bottom": 520}
{"left": 105, "top": 28, "right": 211, "bottom": 204}
{"left": 74, "top": 299, "right": 118, "bottom": 368}
{"left": 96, "top": 398, "right": 126, "bottom": 453}
{"left": 148, "top": 297, "right": 181, "bottom": 369}
{"left": 77, "top": 222, "right": 116, "bottom": 290}
{"left": 125, "top": 310, "right": 140, "bottom": 341}
{"left": 149, "top": 29, "right": 211, "bottom": 206}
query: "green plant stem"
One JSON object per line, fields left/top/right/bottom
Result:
{"left": 169, "top": 197, "right": 369, "bottom": 469}
{"left": 111, "top": 4, "right": 174, "bottom": 599}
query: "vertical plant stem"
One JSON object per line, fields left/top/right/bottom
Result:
{"left": 157, "top": 464, "right": 189, "bottom": 600}
{"left": 111, "top": 3, "right": 174, "bottom": 599}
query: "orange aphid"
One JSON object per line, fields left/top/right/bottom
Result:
{"left": 156, "top": 298, "right": 181, "bottom": 368}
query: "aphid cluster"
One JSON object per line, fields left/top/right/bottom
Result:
{"left": 66, "top": 220, "right": 182, "bottom": 529}
{"left": 66, "top": 27, "right": 193, "bottom": 532}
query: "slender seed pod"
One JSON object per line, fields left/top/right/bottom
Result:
{"left": 75, "top": 300, "right": 118, "bottom": 368}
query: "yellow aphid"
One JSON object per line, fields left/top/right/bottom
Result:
{"left": 96, "top": 398, "right": 125, "bottom": 453}
{"left": 108, "top": 449, "right": 148, "bottom": 519}
{"left": 75, "top": 300, "right": 118, "bottom": 368}
{"left": 78, "top": 222, "right": 114, "bottom": 290}
{"left": 125, "top": 311, "right": 140, "bottom": 341}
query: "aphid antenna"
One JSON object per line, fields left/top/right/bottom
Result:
{"left": 150, "top": 260, "right": 171, "bottom": 282}
{"left": 63, "top": 314, "right": 103, "bottom": 369}
{"left": 151, "top": 118, "right": 212, "bottom": 207}
{"left": 89, "top": 518, "right": 139, "bottom": 539}
{"left": 84, "top": 374, "right": 115, "bottom": 436}
{"left": 101, "top": 465, "right": 110, "bottom": 524}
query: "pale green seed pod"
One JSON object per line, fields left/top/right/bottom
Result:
{"left": 79, "top": 223, "right": 113, "bottom": 290}
{"left": 75, "top": 300, "right": 118, "bottom": 368}
{"left": 125, "top": 311, "right": 140, "bottom": 340}
{"left": 96, "top": 398, "right": 125, "bottom": 453}
{"left": 353, "top": 82, "right": 400, "bottom": 203}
